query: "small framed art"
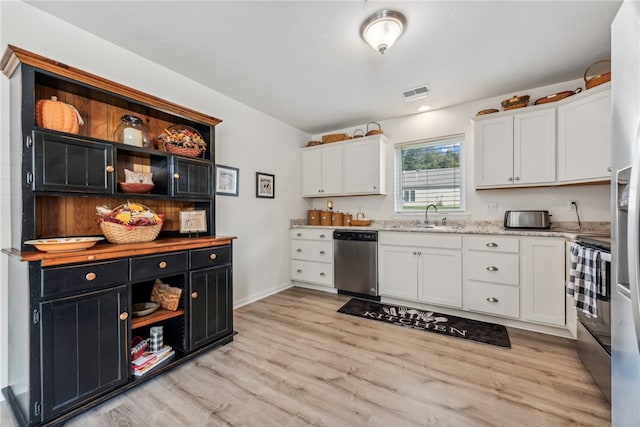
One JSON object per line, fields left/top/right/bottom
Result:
{"left": 215, "top": 164, "right": 239, "bottom": 196}
{"left": 180, "top": 210, "right": 207, "bottom": 234}
{"left": 256, "top": 172, "right": 275, "bottom": 199}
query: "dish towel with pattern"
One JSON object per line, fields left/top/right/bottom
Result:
{"left": 568, "top": 242, "right": 604, "bottom": 318}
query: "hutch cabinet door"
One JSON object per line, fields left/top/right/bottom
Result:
{"left": 172, "top": 157, "right": 212, "bottom": 198}
{"left": 33, "top": 131, "right": 114, "bottom": 194}
{"left": 40, "top": 285, "right": 128, "bottom": 422}
{"left": 189, "top": 265, "right": 232, "bottom": 350}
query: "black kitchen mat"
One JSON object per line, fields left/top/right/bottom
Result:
{"left": 338, "top": 298, "right": 511, "bottom": 348}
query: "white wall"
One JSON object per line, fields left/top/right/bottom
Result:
{"left": 0, "top": 1, "right": 310, "bottom": 395}
{"left": 310, "top": 80, "right": 611, "bottom": 223}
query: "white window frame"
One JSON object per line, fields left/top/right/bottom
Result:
{"left": 394, "top": 134, "right": 465, "bottom": 213}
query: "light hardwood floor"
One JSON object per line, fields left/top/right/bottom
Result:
{"left": 1, "top": 287, "right": 610, "bottom": 426}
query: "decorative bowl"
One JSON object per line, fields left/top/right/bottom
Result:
{"left": 24, "top": 237, "right": 104, "bottom": 253}
{"left": 132, "top": 302, "right": 160, "bottom": 317}
{"left": 119, "top": 182, "right": 155, "bottom": 194}
{"left": 159, "top": 125, "right": 206, "bottom": 158}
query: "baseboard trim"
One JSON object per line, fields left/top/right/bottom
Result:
{"left": 233, "top": 281, "right": 293, "bottom": 309}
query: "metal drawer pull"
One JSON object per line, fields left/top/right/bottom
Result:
{"left": 320, "top": 234, "right": 326, "bottom": 238}
{"left": 486, "top": 242, "right": 498, "bottom": 248}
{"left": 85, "top": 272, "right": 96, "bottom": 281}
{"left": 297, "top": 269, "right": 303, "bottom": 273}
{"left": 486, "top": 266, "right": 499, "bottom": 271}
{"left": 191, "top": 292, "right": 198, "bottom": 299}
{"left": 173, "top": 173, "right": 180, "bottom": 179}
{"left": 296, "top": 249, "right": 302, "bottom": 253}
{"left": 119, "top": 312, "right": 128, "bottom": 320}
{"left": 320, "top": 272, "right": 326, "bottom": 277}
{"left": 486, "top": 297, "right": 499, "bottom": 303}
{"left": 105, "top": 165, "right": 114, "bottom": 173}
{"left": 413, "top": 251, "right": 417, "bottom": 255}
{"left": 158, "top": 261, "right": 167, "bottom": 269}
{"left": 319, "top": 250, "right": 326, "bottom": 255}
{"left": 209, "top": 253, "right": 217, "bottom": 260}
{"left": 296, "top": 233, "right": 302, "bottom": 237}
{"left": 508, "top": 177, "right": 513, "bottom": 182}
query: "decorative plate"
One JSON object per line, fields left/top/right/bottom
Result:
{"left": 132, "top": 302, "right": 160, "bottom": 317}
{"left": 24, "top": 237, "right": 104, "bottom": 253}
{"left": 119, "top": 182, "right": 155, "bottom": 194}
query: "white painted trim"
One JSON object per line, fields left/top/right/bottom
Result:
{"left": 291, "top": 282, "right": 338, "bottom": 294}
{"left": 233, "top": 282, "right": 293, "bottom": 309}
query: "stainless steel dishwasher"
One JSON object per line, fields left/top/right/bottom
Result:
{"left": 333, "top": 230, "right": 379, "bottom": 299}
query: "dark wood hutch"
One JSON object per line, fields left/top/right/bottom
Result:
{"left": 1, "top": 46, "right": 236, "bottom": 427}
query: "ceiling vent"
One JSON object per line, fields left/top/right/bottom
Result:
{"left": 402, "top": 85, "right": 431, "bottom": 101}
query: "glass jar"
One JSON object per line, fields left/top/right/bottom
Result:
{"left": 114, "top": 115, "right": 151, "bottom": 148}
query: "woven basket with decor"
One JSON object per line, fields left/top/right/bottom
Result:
{"left": 501, "top": 95, "right": 530, "bottom": 111}
{"left": 584, "top": 59, "right": 611, "bottom": 89}
{"left": 100, "top": 221, "right": 162, "bottom": 244}
{"left": 321, "top": 133, "right": 351, "bottom": 144}
{"left": 165, "top": 143, "right": 203, "bottom": 158}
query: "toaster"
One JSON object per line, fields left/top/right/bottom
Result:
{"left": 504, "top": 210, "right": 551, "bottom": 229}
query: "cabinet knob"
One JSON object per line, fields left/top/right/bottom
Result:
{"left": 297, "top": 269, "right": 303, "bottom": 273}
{"left": 514, "top": 176, "right": 520, "bottom": 181}
{"left": 173, "top": 173, "right": 180, "bottom": 179}
{"left": 486, "top": 266, "right": 499, "bottom": 272}
{"left": 319, "top": 250, "right": 326, "bottom": 255}
{"left": 373, "top": 186, "right": 377, "bottom": 190}
{"left": 105, "top": 165, "right": 114, "bottom": 173}
{"left": 296, "top": 233, "right": 302, "bottom": 237}
{"left": 486, "top": 242, "right": 498, "bottom": 248}
{"left": 608, "top": 166, "right": 612, "bottom": 172}
{"left": 417, "top": 251, "right": 422, "bottom": 255}
{"left": 413, "top": 251, "right": 417, "bottom": 255}
{"left": 486, "top": 297, "right": 499, "bottom": 303}
{"left": 191, "top": 292, "right": 198, "bottom": 299}
{"left": 320, "top": 272, "right": 326, "bottom": 277}
{"left": 296, "top": 248, "right": 302, "bottom": 253}
{"left": 507, "top": 177, "right": 513, "bottom": 182}
{"left": 209, "top": 253, "right": 217, "bottom": 260}
{"left": 119, "top": 312, "right": 128, "bottom": 320}
{"left": 85, "top": 272, "right": 96, "bottom": 281}
{"left": 159, "top": 261, "right": 167, "bottom": 269}
{"left": 87, "top": 255, "right": 95, "bottom": 261}
{"left": 320, "top": 234, "right": 326, "bottom": 238}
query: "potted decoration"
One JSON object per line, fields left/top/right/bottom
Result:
{"left": 158, "top": 125, "right": 207, "bottom": 157}
{"left": 96, "top": 202, "right": 163, "bottom": 244}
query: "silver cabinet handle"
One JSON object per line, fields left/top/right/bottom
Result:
{"left": 320, "top": 234, "right": 326, "bottom": 238}
{"left": 486, "top": 266, "right": 499, "bottom": 272}
{"left": 296, "top": 232, "right": 302, "bottom": 237}
{"left": 320, "top": 272, "right": 326, "bottom": 277}
{"left": 514, "top": 176, "right": 520, "bottom": 181}
{"left": 296, "top": 248, "right": 302, "bottom": 253}
{"left": 296, "top": 269, "right": 302, "bottom": 273}
{"left": 486, "top": 297, "right": 499, "bottom": 303}
{"left": 319, "top": 250, "right": 326, "bottom": 255}
{"left": 508, "top": 177, "right": 513, "bottom": 182}
{"left": 486, "top": 242, "right": 498, "bottom": 248}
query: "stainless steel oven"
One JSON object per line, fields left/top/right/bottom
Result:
{"left": 573, "top": 236, "right": 611, "bottom": 402}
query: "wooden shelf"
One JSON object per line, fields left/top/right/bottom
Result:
{"left": 132, "top": 308, "right": 184, "bottom": 329}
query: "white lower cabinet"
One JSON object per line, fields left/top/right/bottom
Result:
{"left": 290, "top": 228, "right": 334, "bottom": 287}
{"left": 379, "top": 232, "right": 462, "bottom": 308}
{"left": 463, "top": 235, "right": 520, "bottom": 318}
{"left": 521, "top": 238, "right": 566, "bottom": 326}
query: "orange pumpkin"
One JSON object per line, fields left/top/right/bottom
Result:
{"left": 35, "top": 96, "right": 84, "bottom": 134}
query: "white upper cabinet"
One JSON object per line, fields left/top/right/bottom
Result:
{"left": 475, "top": 108, "right": 556, "bottom": 188}
{"left": 301, "top": 135, "right": 387, "bottom": 198}
{"left": 342, "top": 137, "right": 386, "bottom": 195}
{"left": 557, "top": 86, "right": 611, "bottom": 183}
{"left": 301, "top": 143, "right": 343, "bottom": 196}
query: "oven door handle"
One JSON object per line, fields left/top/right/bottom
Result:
{"left": 626, "top": 124, "right": 640, "bottom": 353}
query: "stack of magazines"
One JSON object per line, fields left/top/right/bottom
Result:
{"left": 132, "top": 345, "right": 175, "bottom": 377}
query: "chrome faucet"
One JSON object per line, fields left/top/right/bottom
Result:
{"left": 424, "top": 204, "right": 438, "bottom": 225}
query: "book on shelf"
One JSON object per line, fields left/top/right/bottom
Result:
{"left": 132, "top": 345, "right": 175, "bottom": 377}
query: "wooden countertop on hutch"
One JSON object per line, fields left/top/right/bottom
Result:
{"left": 2, "top": 236, "right": 237, "bottom": 267}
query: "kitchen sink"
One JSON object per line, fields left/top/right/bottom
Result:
{"left": 387, "top": 224, "right": 464, "bottom": 231}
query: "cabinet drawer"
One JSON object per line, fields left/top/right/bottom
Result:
{"left": 291, "top": 260, "right": 333, "bottom": 287}
{"left": 41, "top": 259, "right": 128, "bottom": 299}
{"left": 291, "top": 240, "right": 333, "bottom": 262}
{"left": 464, "top": 281, "right": 520, "bottom": 318}
{"left": 190, "top": 245, "right": 231, "bottom": 270}
{"left": 464, "top": 235, "right": 519, "bottom": 253}
{"left": 130, "top": 251, "right": 188, "bottom": 281}
{"left": 290, "top": 228, "right": 333, "bottom": 241}
{"left": 464, "top": 252, "right": 519, "bottom": 285}
{"left": 379, "top": 231, "right": 461, "bottom": 249}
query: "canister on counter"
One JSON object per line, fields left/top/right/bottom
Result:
{"left": 320, "top": 210, "right": 332, "bottom": 226}
{"left": 307, "top": 209, "right": 320, "bottom": 225}
{"left": 331, "top": 212, "right": 343, "bottom": 226}
{"left": 343, "top": 213, "right": 352, "bottom": 226}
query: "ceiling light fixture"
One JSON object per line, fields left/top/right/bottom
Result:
{"left": 360, "top": 9, "right": 407, "bottom": 54}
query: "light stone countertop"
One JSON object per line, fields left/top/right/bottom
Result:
{"left": 290, "top": 219, "right": 610, "bottom": 240}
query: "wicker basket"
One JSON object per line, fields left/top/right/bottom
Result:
{"left": 476, "top": 108, "right": 499, "bottom": 116}
{"left": 321, "top": 133, "right": 351, "bottom": 144}
{"left": 365, "top": 122, "right": 383, "bottom": 136}
{"left": 534, "top": 88, "right": 581, "bottom": 105}
{"left": 165, "top": 143, "right": 202, "bottom": 158}
{"left": 584, "top": 59, "right": 611, "bottom": 89}
{"left": 501, "top": 95, "right": 530, "bottom": 111}
{"left": 100, "top": 221, "right": 162, "bottom": 244}
{"left": 351, "top": 212, "right": 372, "bottom": 226}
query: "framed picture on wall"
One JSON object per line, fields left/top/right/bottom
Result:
{"left": 215, "top": 164, "right": 239, "bottom": 196}
{"left": 256, "top": 172, "right": 275, "bottom": 199}
{"left": 179, "top": 210, "right": 207, "bottom": 233}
